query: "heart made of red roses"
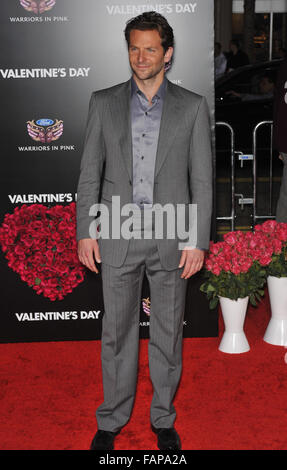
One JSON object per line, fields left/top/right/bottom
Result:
{"left": 0, "top": 203, "right": 86, "bottom": 301}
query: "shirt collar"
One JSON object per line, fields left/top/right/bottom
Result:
{"left": 131, "top": 76, "right": 167, "bottom": 102}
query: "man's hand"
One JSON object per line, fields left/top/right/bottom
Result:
{"left": 226, "top": 90, "right": 241, "bottom": 98}
{"left": 78, "top": 238, "right": 101, "bottom": 273}
{"left": 178, "top": 248, "right": 205, "bottom": 279}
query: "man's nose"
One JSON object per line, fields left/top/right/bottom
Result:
{"left": 138, "top": 50, "right": 146, "bottom": 62}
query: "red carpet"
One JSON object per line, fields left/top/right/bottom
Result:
{"left": 1, "top": 293, "right": 287, "bottom": 450}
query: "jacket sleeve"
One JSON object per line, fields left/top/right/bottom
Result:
{"left": 76, "top": 92, "right": 106, "bottom": 241}
{"left": 189, "top": 95, "right": 213, "bottom": 251}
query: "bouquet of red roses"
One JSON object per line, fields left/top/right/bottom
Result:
{"left": 0, "top": 202, "right": 85, "bottom": 301}
{"left": 200, "top": 230, "right": 268, "bottom": 308}
{"left": 254, "top": 220, "right": 287, "bottom": 278}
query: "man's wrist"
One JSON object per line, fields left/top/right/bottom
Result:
{"left": 182, "top": 246, "right": 206, "bottom": 251}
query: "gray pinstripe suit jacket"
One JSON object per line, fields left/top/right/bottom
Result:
{"left": 76, "top": 78, "right": 213, "bottom": 270}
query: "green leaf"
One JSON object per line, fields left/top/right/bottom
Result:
{"left": 209, "top": 297, "right": 219, "bottom": 309}
{"left": 206, "top": 284, "right": 216, "bottom": 293}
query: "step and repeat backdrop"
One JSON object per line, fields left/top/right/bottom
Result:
{"left": 0, "top": 0, "right": 217, "bottom": 343}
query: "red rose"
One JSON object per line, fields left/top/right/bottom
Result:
{"left": 0, "top": 203, "right": 86, "bottom": 300}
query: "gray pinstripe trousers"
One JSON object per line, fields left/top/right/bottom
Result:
{"left": 96, "top": 235, "right": 188, "bottom": 432}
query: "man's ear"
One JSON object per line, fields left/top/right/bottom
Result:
{"left": 164, "top": 46, "right": 174, "bottom": 64}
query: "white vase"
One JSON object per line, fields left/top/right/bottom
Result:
{"left": 219, "top": 296, "right": 250, "bottom": 354}
{"left": 264, "top": 276, "right": 287, "bottom": 346}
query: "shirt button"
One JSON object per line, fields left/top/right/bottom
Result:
{"left": 142, "top": 133, "right": 145, "bottom": 137}
{"left": 140, "top": 178, "right": 143, "bottom": 182}
{"left": 141, "top": 156, "right": 144, "bottom": 160}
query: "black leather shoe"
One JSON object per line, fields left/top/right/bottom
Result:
{"left": 151, "top": 425, "right": 181, "bottom": 450}
{"left": 90, "top": 430, "right": 120, "bottom": 450}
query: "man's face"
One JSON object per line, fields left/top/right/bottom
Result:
{"left": 259, "top": 77, "right": 274, "bottom": 94}
{"left": 230, "top": 42, "right": 237, "bottom": 54}
{"left": 128, "top": 29, "right": 173, "bottom": 81}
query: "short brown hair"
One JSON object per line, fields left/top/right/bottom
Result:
{"left": 124, "top": 11, "right": 174, "bottom": 52}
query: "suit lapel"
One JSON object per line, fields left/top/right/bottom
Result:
{"left": 109, "top": 80, "right": 133, "bottom": 182}
{"left": 154, "top": 80, "right": 182, "bottom": 178}
{"left": 108, "top": 78, "right": 182, "bottom": 183}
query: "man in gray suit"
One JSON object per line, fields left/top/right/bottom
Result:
{"left": 76, "top": 12, "right": 213, "bottom": 450}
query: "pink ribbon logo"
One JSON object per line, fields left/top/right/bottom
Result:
{"left": 20, "top": 0, "right": 56, "bottom": 14}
